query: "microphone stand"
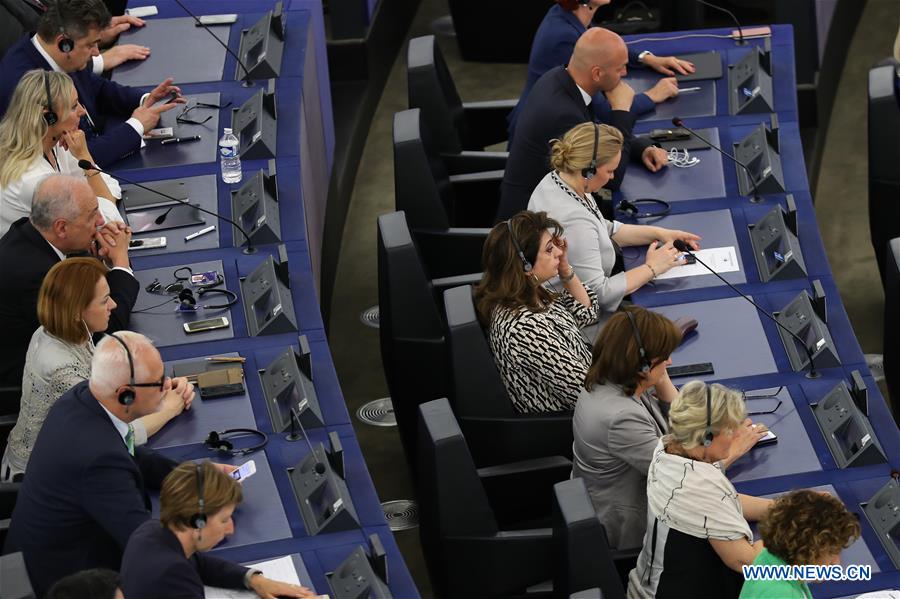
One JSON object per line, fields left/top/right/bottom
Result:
{"left": 695, "top": 0, "right": 745, "bottom": 45}
{"left": 286, "top": 407, "right": 326, "bottom": 475}
{"left": 171, "top": 0, "right": 255, "bottom": 86}
{"left": 673, "top": 240, "right": 819, "bottom": 378}
{"left": 671, "top": 118, "right": 763, "bottom": 203}
{"left": 79, "top": 160, "right": 257, "bottom": 254}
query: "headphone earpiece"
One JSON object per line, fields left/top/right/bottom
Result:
{"left": 117, "top": 387, "right": 135, "bottom": 406}
{"left": 581, "top": 123, "right": 600, "bottom": 180}
{"left": 624, "top": 308, "right": 652, "bottom": 374}
{"left": 190, "top": 463, "right": 207, "bottom": 529}
{"left": 506, "top": 220, "right": 533, "bottom": 273}
{"left": 703, "top": 384, "right": 714, "bottom": 447}
{"left": 204, "top": 429, "right": 268, "bottom": 456}
{"left": 57, "top": 36, "right": 74, "bottom": 53}
{"left": 178, "top": 288, "right": 197, "bottom": 309}
{"left": 42, "top": 71, "right": 58, "bottom": 126}
{"left": 107, "top": 333, "right": 137, "bottom": 406}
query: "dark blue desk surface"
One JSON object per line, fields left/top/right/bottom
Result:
{"left": 627, "top": 76, "right": 717, "bottom": 122}
{"left": 622, "top": 208, "right": 747, "bottom": 292}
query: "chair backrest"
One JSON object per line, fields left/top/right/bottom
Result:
{"left": 377, "top": 211, "right": 448, "bottom": 470}
{"left": 552, "top": 478, "right": 626, "bottom": 599}
{"left": 417, "top": 398, "right": 498, "bottom": 592}
{"left": 884, "top": 237, "right": 900, "bottom": 419}
{"left": 407, "top": 35, "right": 466, "bottom": 155}
{"left": 867, "top": 60, "right": 900, "bottom": 281}
{"left": 393, "top": 108, "right": 454, "bottom": 231}
{"left": 0, "top": 552, "right": 35, "bottom": 599}
{"left": 442, "top": 285, "right": 514, "bottom": 418}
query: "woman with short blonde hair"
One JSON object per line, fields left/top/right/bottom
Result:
{"left": 627, "top": 381, "right": 773, "bottom": 598}
{"left": 0, "top": 259, "right": 187, "bottom": 482}
{"left": 529, "top": 121, "right": 701, "bottom": 314}
{"left": 0, "top": 70, "right": 121, "bottom": 235}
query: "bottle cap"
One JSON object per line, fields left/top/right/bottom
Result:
{"left": 223, "top": 128, "right": 232, "bottom": 134}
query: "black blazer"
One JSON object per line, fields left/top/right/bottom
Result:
{"left": 0, "top": 217, "right": 139, "bottom": 387}
{"left": 121, "top": 520, "right": 250, "bottom": 599}
{"left": 497, "top": 66, "right": 653, "bottom": 221}
{"left": 0, "top": 35, "right": 143, "bottom": 166}
{"left": 2, "top": 380, "right": 178, "bottom": 596}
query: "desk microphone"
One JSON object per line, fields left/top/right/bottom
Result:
{"left": 671, "top": 117, "right": 762, "bottom": 203}
{"left": 287, "top": 407, "right": 326, "bottom": 475}
{"left": 170, "top": 0, "right": 255, "bottom": 87}
{"left": 672, "top": 239, "right": 819, "bottom": 378}
{"left": 79, "top": 160, "right": 257, "bottom": 254}
{"left": 695, "top": 0, "right": 745, "bottom": 45}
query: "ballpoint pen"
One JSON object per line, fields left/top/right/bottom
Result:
{"left": 161, "top": 135, "right": 202, "bottom": 145}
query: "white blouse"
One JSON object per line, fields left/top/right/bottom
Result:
{"left": 0, "top": 147, "right": 123, "bottom": 236}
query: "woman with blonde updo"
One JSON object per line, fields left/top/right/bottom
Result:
{"left": 627, "top": 381, "right": 773, "bottom": 599}
{"left": 528, "top": 122, "right": 701, "bottom": 313}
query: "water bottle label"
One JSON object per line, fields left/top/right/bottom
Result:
{"left": 220, "top": 146, "right": 237, "bottom": 158}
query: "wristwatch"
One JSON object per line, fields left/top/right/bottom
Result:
{"left": 244, "top": 569, "right": 264, "bottom": 589}
{"left": 638, "top": 50, "right": 653, "bottom": 64}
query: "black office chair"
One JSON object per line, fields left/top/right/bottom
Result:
{"left": 442, "top": 285, "right": 574, "bottom": 466}
{"left": 884, "top": 237, "right": 900, "bottom": 419}
{"left": 417, "top": 397, "right": 572, "bottom": 598}
{"left": 0, "top": 386, "right": 20, "bottom": 415}
{"left": 552, "top": 478, "right": 639, "bottom": 599}
{"left": 444, "top": 2, "right": 553, "bottom": 63}
{"left": 0, "top": 412, "right": 16, "bottom": 458}
{"left": 377, "top": 211, "right": 481, "bottom": 475}
{"left": 407, "top": 35, "right": 516, "bottom": 154}
{"left": 0, "top": 552, "right": 35, "bottom": 599}
{"left": 0, "top": 481, "right": 20, "bottom": 549}
{"left": 868, "top": 59, "right": 900, "bottom": 284}
{"left": 393, "top": 108, "right": 497, "bottom": 276}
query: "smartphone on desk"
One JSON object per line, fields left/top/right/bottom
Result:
{"left": 231, "top": 460, "right": 256, "bottom": 482}
{"left": 756, "top": 430, "right": 777, "bottom": 447}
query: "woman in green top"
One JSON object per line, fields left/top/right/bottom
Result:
{"left": 740, "top": 489, "right": 861, "bottom": 598}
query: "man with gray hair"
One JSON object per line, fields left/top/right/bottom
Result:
{"left": 3, "top": 331, "right": 201, "bottom": 595}
{"left": 0, "top": 173, "right": 138, "bottom": 386}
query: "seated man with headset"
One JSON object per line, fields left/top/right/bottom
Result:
{"left": 2, "top": 331, "right": 235, "bottom": 596}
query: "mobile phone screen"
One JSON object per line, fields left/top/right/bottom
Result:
{"left": 231, "top": 460, "right": 256, "bottom": 481}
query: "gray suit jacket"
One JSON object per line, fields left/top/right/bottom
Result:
{"left": 572, "top": 382, "right": 667, "bottom": 550}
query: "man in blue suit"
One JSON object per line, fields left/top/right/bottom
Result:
{"left": 507, "top": 0, "right": 695, "bottom": 138}
{"left": 0, "top": 0, "right": 183, "bottom": 166}
{"left": 2, "top": 331, "right": 202, "bottom": 596}
{"left": 497, "top": 27, "right": 669, "bottom": 221}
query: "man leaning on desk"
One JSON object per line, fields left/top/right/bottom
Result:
{"left": 0, "top": 0, "right": 185, "bottom": 166}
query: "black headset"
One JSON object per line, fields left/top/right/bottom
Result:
{"left": 107, "top": 333, "right": 136, "bottom": 406}
{"left": 204, "top": 428, "right": 268, "bottom": 456}
{"left": 47, "top": 1, "right": 75, "bottom": 53}
{"left": 703, "top": 384, "right": 714, "bottom": 447}
{"left": 42, "top": 71, "right": 58, "bottom": 126}
{"left": 615, "top": 197, "right": 672, "bottom": 220}
{"left": 190, "top": 462, "right": 207, "bottom": 529}
{"left": 176, "top": 287, "right": 239, "bottom": 311}
{"left": 506, "top": 219, "right": 533, "bottom": 273}
{"left": 581, "top": 122, "right": 600, "bottom": 180}
{"left": 623, "top": 308, "right": 652, "bottom": 374}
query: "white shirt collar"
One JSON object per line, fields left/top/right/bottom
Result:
{"left": 575, "top": 83, "right": 593, "bottom": 106}
{"left": 31, "top": 35, "right": 64, "bottom": 73}
{"left": 98, "top": 401, "right": 131, "bottom": 444}
{"left": 43, "top": 236, "right": 66, "bottom": 261}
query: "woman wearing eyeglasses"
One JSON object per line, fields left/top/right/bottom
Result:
{"left": 0, "top": 259, "right": 192, "bottom": 482}
{"left": 474, "top": 210, "right": 601, "bottom": 413}
{"left": 0, "top": 70, "right": 122, "bottom": 236}
{"left": 627, "top": 381, "right": 774, "bottom": 599}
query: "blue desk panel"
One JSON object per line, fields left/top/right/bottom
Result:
{"left": 622, "top": 208, "right": 747, "bottom": 292}
{"left": 150, "top": 449, "right": 292, "bottom": 549}
{"left": 652, "top": 296, "right": 778, "bottom": 381}
{"left": 112, "top": 16, "right": 233, "bottom": 86}
{"left": 131, "top": 259, "right": 236, "bottom": 346}
{"left": 626, "top": 76, "right": 717, "bottom": 122}
{"left": 728, "top": 386, "right": 822, "bottom": 483}
{"left": 148, "top": 352, "right": 257, "bottom": 449}
{"left": 619, "top": 127, "right": 726, "bottom": 202}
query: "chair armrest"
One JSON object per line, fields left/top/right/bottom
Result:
{"left": 447, "top": 170, "right": 504, "bottom": 227}
{"left": 443, "top": 528, "right": 553, "bottom": 596}
{"left": 462, "top": 99, "right": 517, "bottom": 149}
{"left": 458, "top": 413, "right": 574, "bottom": 466}
{"left": 611, "top": 546, "right": 641, "bottom": 586}
{"left": 432, "top": 272, "right": 482, "bottom": 291}
{"left": 442, "top": 151, "right": 508, "bottom": 175}
{"left": 0, "top": 386, "right": 21, "bottom": 415}
{"left": 478, "top": 456, "right": 572, "bottom": 528}
{"left": 412, "top": 227, "right": 489, "bottom": 278}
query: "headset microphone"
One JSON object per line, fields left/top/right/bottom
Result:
{"left": 671, "top": 118, "right": 762, "bottom": 203}
{"left": 77, "top": 160, "right": 257, "bottom": 254}
{"left": 287, "top": 407, "right": 326, "bottom": 475}
{"left": 672, "top": 239, "right": 819, "bottom": 378}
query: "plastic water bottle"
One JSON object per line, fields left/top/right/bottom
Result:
{"left": 219, "top": 128, "right": 242, "bottom": 184}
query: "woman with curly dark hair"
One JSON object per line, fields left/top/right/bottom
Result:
{"left": 739, "top": 489, "right": 861, "bottom": 599}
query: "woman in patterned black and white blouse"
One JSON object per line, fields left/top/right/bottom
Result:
{"left": 474, "top": 210, "right": 601, "bottom": 413}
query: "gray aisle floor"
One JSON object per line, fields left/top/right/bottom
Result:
{"left": 327, "top": 1, "right": 899, "bottom": 596}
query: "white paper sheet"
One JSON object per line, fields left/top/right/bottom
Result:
{"left": 203, "top": 555, "right": 302, "bottom": 599}
{"left": 655, "top": 246, "right": 740, "bottom": 280}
